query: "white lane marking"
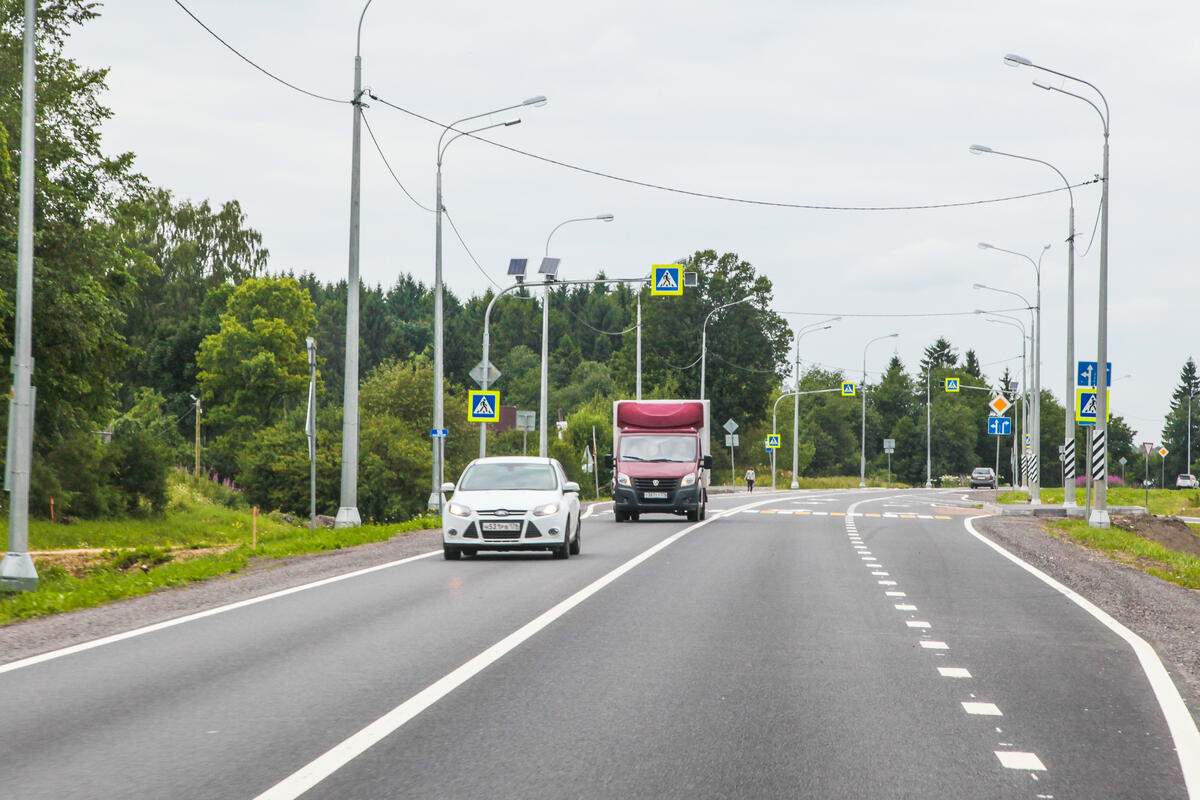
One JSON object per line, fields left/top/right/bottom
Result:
{"left": 871, "top": 571, "right": 889, "bottom": 576}
{"left": 250, "top": 494, "right": 789, "bottom": 800}
{"left": 995, "top": 751, "right": 1046, "bottom": 771}
{"left": 0, "top": 549, "right": 443, "bottom": 676}
{"left": 878, "top": 580, "right": 897, "bottom": 586}
{"left": 964, "top": 516, "right": 1200, "bottom": 795}
{"left": 962, "top": 702, "right": 1002, "bottom": 716}
{"left": 905, "top": 620, "right": 931, "bottom": 629}
{"left": 939, "top": 667, "right": 972, "bottom": 678}
{"left": 859, "top": 555, "right": 875, "bottom": 560}
{"left": 894, "top": 604, "right": 918, "bottom": 611}
{"left": 920, "top": 641, "right": 948, "bottom": 649}
{"left": 885, "top": 591, "right": 907, "bottom": 597}
{"left": 813, "top": 511, "right": 829, "bottom": 516}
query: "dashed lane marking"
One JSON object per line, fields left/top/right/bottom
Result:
{"left": 878, "top": 580, "right": 897, "bottom": 586}
{"left": 871, "top": 571, "right": 890, "bottom": 576}
{"left": 894, "top": 604, "right": 918, "bottom": 611}
{"left": 885, "top": 591, "right": 907, "bottom": 597}
{"left": 906, "top": 620, "right": 931, "bottom": 629}
{"left": 920, "top": 641, "right": 949, "bottom": 649}
{"left": 939, "top": 667, "right": 972, "bottom": 678}
{"left": 963, "top": 702, "right": 1002, "bottom": 716}
{"left": 995, "top": 751, "right": 1046, "bottom": 771}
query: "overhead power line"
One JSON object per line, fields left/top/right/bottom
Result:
{"left": 361, "top": 111, "right": 433, "bottom": 212}
{"left": 780, "top": 306, "right": 1030, "bottom": 319}
{"left": 367, "top": 93, "right": 1099, "bottom": 213}
{"left": 173, "top": 1, "right": 347, "bottom": 104}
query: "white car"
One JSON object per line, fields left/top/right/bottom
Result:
{"left": 441, "top": 457, "right": 582, "bottom": 560}
{"left": 1176, "top": 474, "right": 1199, "bottom": 489}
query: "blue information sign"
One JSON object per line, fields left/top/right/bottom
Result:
{"left": 1076, "top": 361, "right": 1112, "bottom": 388}
{"left": 430, "top": 428, "right": 449, "bottom": 438}
{"left": 987, "top": 416, "right": 1012, "bottom": 436}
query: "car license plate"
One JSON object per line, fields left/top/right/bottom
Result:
{"left": 642, "top": 491, "right": 668, "bottom": 499}
{"left": 481, "top": 521, "right": 522, "bottom": 532}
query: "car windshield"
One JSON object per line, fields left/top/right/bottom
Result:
{"left": 459, "top": 463, "right": 558, "bottom": 491}
{"left": 973, "top": 469, "right": 991, "bottom": 476}
{"left": 620, "top": 435, "right": 697, "bottom": 463}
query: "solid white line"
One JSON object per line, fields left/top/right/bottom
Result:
{"left": 964, "top": 515, "right": 1200, "bottom": 796}
{"left": 251, "top": 494, "right": 788, "bottom": 800}
{"left": 995, "top": 751, "right": 1046, "bottom": 771}
{"left": 938, "top": 667, "right": 972, "bottom": 678}
{"left": 962, "top": 701, "right": 1002, "bottom": 716}
{"left": 0, "top": 549, "right": 443, "bottom": 676}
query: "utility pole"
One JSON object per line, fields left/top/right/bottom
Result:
{"left": 925, "top": 368, "right": 932, "bottom": 488}
{"left": 336, "top": 2, "right": 373, "bottom": 529}
{"left": 1, "top": 0, "right": 41, "bottom": 592}
{"left": 307, "top": 337, "right": 318, "bottom": 529}
{"left": 635, "top": 293, "right": 642, "bottom": 400}
{"left": 192, "top": 395, "right": 202, "bottom": 478}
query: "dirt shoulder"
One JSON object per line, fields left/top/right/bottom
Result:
{"left": 0, "top": 528, "right": 443, "bottom": 666}
{"left": 975, "top": 515, "right": 1200, "bottom": 717}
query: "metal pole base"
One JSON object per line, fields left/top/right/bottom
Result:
{"left": 334, "top": 506, "right": 362, "bottom": 528}
{"left": 1063, "top": 494, "right": 1077, "bottom": 508}
{"left": 0, "top": 552, "right": 38, "bottom": 592}
{"left": 925, "top": 481, "right": 932, "bottom": 489}
{"left": 425, "top": 492, "right": 444, "bottom": 512}
{"left": 790, "top": 479, "right": 799, "bottom": 490}
{"left": 858, "top": 481, "right": 866, "bottom": 488}
{"left": 1087, "top": 508, "right": 1111, "bottom": 529}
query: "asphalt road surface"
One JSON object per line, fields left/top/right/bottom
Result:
{"left": 1, "top": 488, "right": 1196, "bottom": 799}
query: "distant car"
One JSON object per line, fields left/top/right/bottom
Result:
{"left": 440, "top": 457, "right": 581, "bottom": 560}
{"left": 1176, "top": 473, "right": 1199, "bottom": 489}
{"left": 970, "top": 467, "right": 997, "bottom": 489}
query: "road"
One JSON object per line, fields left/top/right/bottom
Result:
{"left": 0, "top": 488, "right": 1195, "bottom": 799}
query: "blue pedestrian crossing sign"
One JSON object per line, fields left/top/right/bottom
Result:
{"left": 1075, "top": 388, "right": 1112, "bottom": 426}
{"left": 766, "top": 433, "right": 781, "bottom": 449}
{"left": 650, "top": 264, "right": 684, "bottom": 296}
{"left": 468, "top": 390, "right": 501, "bottom": 423}
{"left": 841, "top": 381, "right": 857, "bottom": 397}
{"left": 987, "top": 416, "right": 1012, "bottom": 436}
{"left": 944, "top": 377, "right": 960, "bottom": 393}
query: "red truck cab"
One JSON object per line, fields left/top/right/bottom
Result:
{"left": 606, "top": 400, "right": 712, "bottom": 522}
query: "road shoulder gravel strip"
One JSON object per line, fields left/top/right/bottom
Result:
{"left": 975, "top": 515, "right": 1200, "bottom": 717}
{"left": 0, "top": 529, "right": 443, "bottom": 666}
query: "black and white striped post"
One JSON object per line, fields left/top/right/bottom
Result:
{"left": 1062, "top": 438, "right": 1076, "bottom": 493}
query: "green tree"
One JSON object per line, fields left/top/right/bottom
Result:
{"left": 1161, "top": 357, "right": 1199, "bottom": 477}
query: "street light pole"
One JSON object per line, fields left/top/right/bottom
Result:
{"left": 700, "top": 296, "right": 754, "bottom": 400}
{"left": 1003, "top": 52, "right": 1112, "bottom": 527}
{"left": 334, "top": 0, "right": 374, "bottom": 529}
{"left": 781, "top": 322, "right": 835, "bottom": 490}
{"left": 539, "top": 214, "right": 614, "bottom": 457}
{"left": 1, "top": 0, "right": 40, "bottom": 591}
{"left": 925, "top": 367, "right": 932, "bottom": 488}
{"left": 971, "top": 145, "right": 1077, "bottom": 505}
{"left": 860, "top": 333, "right": 899, "bottom": 488}
{"left": 985, "top": 315, "right": 1028, "bottom": 488}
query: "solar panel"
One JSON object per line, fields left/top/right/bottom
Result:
{"left": 507, "top": 258, "right": 528, "bottom": 276}
{"left": 538, "top": 257, "right": 561, "bottom": 276}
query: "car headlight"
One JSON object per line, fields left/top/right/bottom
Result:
{"left": 533, "top": 502, "right": 560, "bottom": 517}
{"left": 447, "top": 501, "right": 472, "bottom": 517}
{"left": 616, "top": 472, "right": 631, "bottom": 487}
{"left": 681, "top": 472, "right": 697, "bottom": 487}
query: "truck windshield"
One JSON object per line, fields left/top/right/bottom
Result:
{"left": 459, "top": 463, "right": 558, "bottom": 491}
{"left": 621, "top": 436, "right": 697, "bottom": 463}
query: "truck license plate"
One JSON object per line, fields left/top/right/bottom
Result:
{"left": 481, "top": 521, "right": 522, "bottom": 532}
{"left": 642, "top": 491, "right": 668, "bottom": 499}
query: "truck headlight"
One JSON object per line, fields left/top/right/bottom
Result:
{"left": 681, "top": 472, "right": 697, "bottom": 487}
{"left": 616, "top": 472, "right": 631, "bottom": 487}
{"left": 447, "top": 501, "right": 472, "bottom": 517}
{"left": 533, "top": 502, "right": 560, "bottom": 517}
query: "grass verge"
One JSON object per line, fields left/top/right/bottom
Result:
{"left": 1047, "top": 519, "right": 1200, "bottom": 590}
{"left": 997, "top": 487, "right": 1200, "bottom": 517}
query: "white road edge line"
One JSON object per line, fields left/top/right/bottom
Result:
{"left": 0, "top": 549, "right": 443, "bottom": 676}
{"left": 964, "top": 515, "right": 1200, "bottom": 798}
{"left": 251, "top": 493, "right": 792, "bottom": 800}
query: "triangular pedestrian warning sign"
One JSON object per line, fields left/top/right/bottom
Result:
{"left": 657, "top": 271, "right": 677, "bottom": 290}
{"left": 1081, "top": 394, "right": 1097, "bottom": 415}
{"left": 468, "top": 389, "right": 501, "bottom": 423}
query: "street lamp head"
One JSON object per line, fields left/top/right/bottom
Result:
{"left": 968, "top": 144, "right": 994, "bottom": 155}
{"left": 972, "top": 283, "right": 987, "bottom": 290}
{"left": 973, "top": 309, "right": 986, "bottom": 314}
{"left": 888, "top": 333, "right": 899, "bottom": 338}
{"left": 1003, "top": 53, "right": 1033, "bottom": 67}
{"left": 504, "top": 118, "right": 522, "bottom": 127}
{"left": 523, "top": 95, "right": 548, "bottom": 107}
{"left": 977, "top": 242, "right": 993, "bottom": 250}
{"left": 1031, "top": 80, "right": 1053, "bottom": 91}
{"left": 1042, "top": 243, "right": 1052, "bottom": 251}
{"left": 596, "top": 214, "right": 614, "bottom": 221}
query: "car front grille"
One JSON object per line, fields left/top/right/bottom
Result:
{"left": 481, "top": 528, "right": 522, "bottom": 540}
{"left": 633, "top": 478, "right": 680, "bottom": 491}
{"left": 475, "top": 509, "right": 527, "bottom": 516}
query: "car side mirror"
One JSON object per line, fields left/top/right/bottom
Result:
{"left": 563, "top": 481, "right": 581, "bottom": 493}
{"left": 440, "top": 481, "right": 455, "bottom": 493}
{"left": 701, "top": 455, "right": 714, "bottom": 469}
{"left": 603, "top": 454, "right": 614, "bottom": 469}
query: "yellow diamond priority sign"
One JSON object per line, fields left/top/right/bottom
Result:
{"left": 1159, "top": 446, "right": 1170, "bottom": 458}
{"left": 988, "top": 394, "right": 1011, "bottom": 416}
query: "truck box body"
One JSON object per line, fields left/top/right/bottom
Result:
{"left": 611, "top": 399, "right": 710, "bottom": 520}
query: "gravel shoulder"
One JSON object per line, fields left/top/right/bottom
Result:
{"left": 975, "top": 514, "right": 1200, "bottom": 717}
{"left": 0, "top": 528, "right": 442, "bottom": 665}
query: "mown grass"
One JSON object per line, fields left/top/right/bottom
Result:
{"left": 1047, "top": 519, "right": 1200, "bottom": 590}
{"left": 0, "top": 473, "right": 440, "bottom": 625}
{"left": 997, "top": 487, "right": 1200, "bottom": 517}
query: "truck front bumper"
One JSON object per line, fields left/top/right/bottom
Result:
{"left": 613, "top": 484, "right": 702, "bottom": 515}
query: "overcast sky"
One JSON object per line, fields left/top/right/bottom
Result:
{"left": 71, "top": 0, "right": 1199, "bottom": 444}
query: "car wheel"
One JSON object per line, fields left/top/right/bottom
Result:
{"left": 631, "top": 512, "right": 640, "bottom": 522}
{"left": 555, "top": 533, "right": 570, "bottom": 559}
{"left": 443, "top": 545, "right": 461, "bottom": 560}
{"left": 614, "top": 509, "right": 626, "bottom": 523}
{"left": 569, "top": 520, "right": 581, "bottom": 555}
{"left": 686, "top": 507, "right": 699, "bottom": 522}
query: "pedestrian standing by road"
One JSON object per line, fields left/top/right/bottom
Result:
{"left": 745, "top": 468, "right": 756, "bottom": 492}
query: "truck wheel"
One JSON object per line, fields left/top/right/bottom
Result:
{"left": 614, "top": 509, "right": 626, "bottom": 523}
{"left": 631, "top": 512, "right": 640, "bottom": 522}
{"left": 699, "top": 502, "right": 707, "bottom": 520}
{"left": 686, "top": 507, "right": 699, "bottom": 522}
{"left": 443, "top": 545, "right": 461, "bottom": 560}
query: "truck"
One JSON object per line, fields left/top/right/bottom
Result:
{"left": 606, "top": 399, "right": 712, "bottom": 522}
